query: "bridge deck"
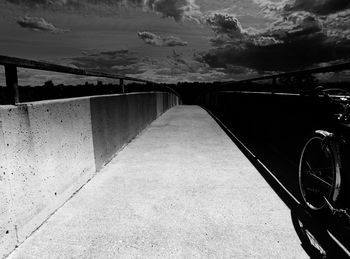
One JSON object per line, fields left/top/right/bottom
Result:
{"left": 9, "top": 106, "right": 306, "bottom": 258}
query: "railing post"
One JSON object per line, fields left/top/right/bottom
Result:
{"left": 120, "top": 79, "right": 124, "bottom": 93}
{"left": 5, "top": 65, "right": 20, "bottom": 104}
{"left": 272, "top": 77, "right": 277, "bottom": 86}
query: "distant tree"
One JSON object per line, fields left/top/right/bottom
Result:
{"left": 44, "top": 80, "right": 54, "bottom": 88}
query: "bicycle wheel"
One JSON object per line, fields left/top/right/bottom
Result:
{"left": 299, "top": 131, "right": 342, "bottom": 211}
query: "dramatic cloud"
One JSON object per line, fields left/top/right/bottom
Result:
{"left": 137, "top": 31, "right": 187, "bottom": 47}
{"left": 324, "top": 10, "right": 350, "bottom": 40}
{"left": 284, "top": 0, "right": 350, "bottom": 15}
{"left": 126, "top": 51, "right": 230, "bottom": 83}
{"left": 68, "top": 49, "right": 139, "bottom": 73}
{"left": 65, "top": 49, "right": 233, "bottom": 83}
{"left": 199, "top": 4, "right": 350, "bottom": 74}
{"left": 145, "top": 0, "right": 202, "bottom": 22}
{"left": 205, "top": 12, "right": 245, "bottom": 38}
{"left": 17, "top": 15, "right": 69, "bottom": 33}
{"left": 7, "top": 0, "right": 350, "bottom": 81}
{"left": 6, "top": 0, "right": 83, "bottom": 10}
{"left": 5, "top": 0, "right": 202, "bottom": 22}
{"left": 204, "top": 12, "right": 282, "bottom": 47}
{"left": 255, "top": 0, "right": 350, "bottom": 19}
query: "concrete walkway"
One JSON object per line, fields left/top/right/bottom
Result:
{"left": 8, "top": 106, "right": 307, "bottom": 258}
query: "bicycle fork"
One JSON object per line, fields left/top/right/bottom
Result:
{"left": 324, "top": 197, "right": 350, "bottom": 226}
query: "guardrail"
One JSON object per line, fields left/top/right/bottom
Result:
{"left": 191, "top": 61, "right": 350, "bottom": 105}
{"left": 221, "top": 62, "right": 350, "bottom": 86}
{"left": 0, "top": 55, "right": 157, "bottom": 105}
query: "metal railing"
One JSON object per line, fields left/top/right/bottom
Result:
{"left": 192, "top": 61, "right": 350, "bottom": 100}
{"left": 0, "top": 55, "right": 156, "bottom": 105}
{"left": 222, "top": 62, "right": 350, "bottom": 86}
{"left": 2, "top": 54, "right": 349, "bottom": 104}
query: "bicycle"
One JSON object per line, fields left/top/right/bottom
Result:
{"left": 298, "top": 87, "right": 350, "bottom": 218}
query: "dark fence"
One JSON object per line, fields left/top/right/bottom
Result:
{"left": 0, "top": 55, "right": 180, "bottom": 105}
{"left": 198, "top": 61, "right": 350, "bottom": 190}
{"left": 197, "top": 61, "right": 350, "bottom": 256}
{"left": 221, "top": 62, "right": 350, "bottom": 85}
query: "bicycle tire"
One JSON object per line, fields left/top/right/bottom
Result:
{"left": 299, "top": 130, "right": 342, "bottom": 211}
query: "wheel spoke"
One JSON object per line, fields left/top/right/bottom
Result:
{"left": 299, "top": 136, "right": 337, "bottom": 210}
{"left": 308, "top": 173, "right": 332, "bottom": 187}
{"left": 306, "top": 161, "right": 312, "bottom": 171}
{"left": 302, "top": 166, "right": 333, "bottom": 187}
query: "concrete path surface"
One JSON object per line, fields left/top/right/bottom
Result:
{"left": 8, "top": 106, "right": 307, "bottom": 258}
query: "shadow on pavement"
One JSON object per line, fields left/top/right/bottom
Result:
{"left": 291, "top": 209, "right": 342, "bottom": 258}
{"left": 205, "top": 107, "right": 350, "bottom": 258}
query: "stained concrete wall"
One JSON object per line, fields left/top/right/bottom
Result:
{"left": 91, "top": 93, "right": 158, "bottom": 170}
{"left": 156, "top": 93, "right": 164, "bottom": 117}
{"left": 0, "top": 92, "right": 178, "bottom": 258}
{"left": 0, "top": 119, "right": 16, "bottom": 258}
{"left": 0, "top": 99, "right": 96, "bottom": 254}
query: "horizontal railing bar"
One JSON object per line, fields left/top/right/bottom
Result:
{"left": 0, "top": 55, "right": 153, "bottom": 84}
{"left": 222, "top": 62, "right": 350, "bottom": 85}
{"left": 220, "top": 91, "right": 301, "bottom": 96}
{"left": 215, "top": 91, "right": 350, "bottom": 101}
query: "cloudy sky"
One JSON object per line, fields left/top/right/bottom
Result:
{"left": 0, "top": 0, "right": 349, "bottom": 84}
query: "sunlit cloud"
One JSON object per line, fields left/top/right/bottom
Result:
{"left": 4, "top": 0, "right": 350, "bottom": 82}
{"left": 284, "top": 0, "right": 350, "bottom": 15}
{"left": 147, "top": 0, "right": 201, "bottom": 22}
{"left": 68, "top": 49, "right": 139, "bottom": 73}
{"left": 137, "top": 31, "right": 188, "bottom": 47}
{"left": 203, "top": 11, "right": 282, "bottom": 47}
{"left": 198, "top": 1, "right": 350, "bottom": 74}
{"left": 17, "top": 15, "right": 69, "bottom": 33}
{"left": 253, "top": 0, "right": 289, "bottom": 19}
{"left": 5, "top": 0, "right": 203, "bottom": 22}
{"left": 205, "top": 12, "right": 245, "bottom": 38}
{"left": 24, "top": 49, "right": 235, "bottom": 83}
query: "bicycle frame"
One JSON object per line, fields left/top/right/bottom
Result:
{"left": 300, "top": 89, "right": 350, "bottom": 211}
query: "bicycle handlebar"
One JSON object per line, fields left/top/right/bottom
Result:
{"left": 312, "top": 86, "right": 350, "bottom": 123}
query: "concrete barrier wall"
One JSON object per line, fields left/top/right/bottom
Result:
{"left": 156, "top": 93, "right": 164, "bottom": 117}
{"left": 0, "top": 99, "right": 96, "bottom": 255}
{"left": 0, "top": 122, "right": 16, "bottom": 257}
{"left": 0, "top": 92, "right": 178, "bottom": 257}
{"left": 91, "top": 93, "right": 158, "bottom": 170}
